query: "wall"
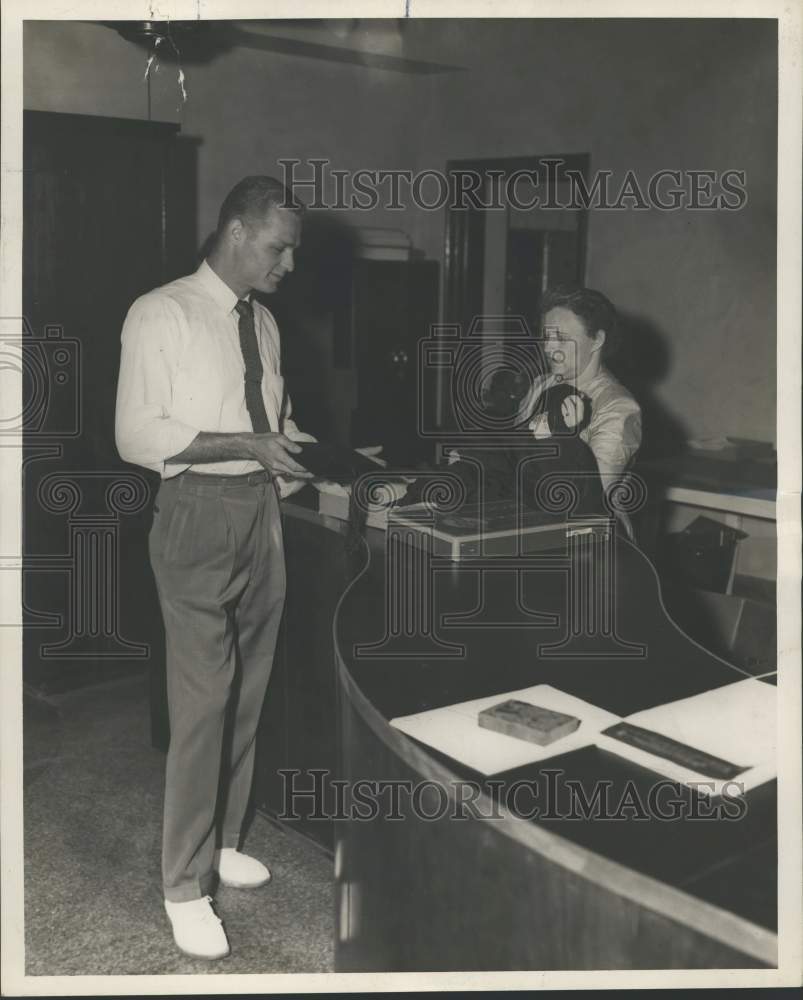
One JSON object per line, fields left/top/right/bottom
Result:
{"left": 23, "top": 18, "right": 777, "bottom": 449}
{"left": 23, "top": 20, "right": 425, "bottom": 444}
{"left": 23, "top": 21, "right": 422, "bottom": 238}
{"left": 403, "top": 19, "right": 777, "bottom": 447}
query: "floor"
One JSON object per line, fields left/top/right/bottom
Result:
{"left": 22, "top": 670, "right": 335, "bottom": 976}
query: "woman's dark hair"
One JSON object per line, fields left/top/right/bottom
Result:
{"left": 540, "top": 285, "right": 621, "bottom": 359}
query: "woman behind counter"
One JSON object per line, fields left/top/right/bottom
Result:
{"left": 520, "top": 286, "right": 642, "bottom": 492}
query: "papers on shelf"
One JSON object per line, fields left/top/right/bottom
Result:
{"left": 390, "top": 685, "right": 619, "bottom": 775}
{"left": 355, "top": 227, "right": 412, "bottom": 260}
{"left": 594, "top": 678, "right": 776, "bottom": 796}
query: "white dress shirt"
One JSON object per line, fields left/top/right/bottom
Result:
{"left": 518, "top": 365, "right": 642, "bottom": 486}
{"left": 115, "top": 260, "right": 314, "bottom": 491}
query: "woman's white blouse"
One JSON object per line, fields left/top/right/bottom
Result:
{"left": 518, "top": 367, "right": 642, "bottom": 487}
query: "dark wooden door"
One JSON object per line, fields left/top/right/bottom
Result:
{"left": 21, "top": 111, "right": 197, "bottom": 698}
{"left": 350, "top": 259, "right": 439, "bottom": 467}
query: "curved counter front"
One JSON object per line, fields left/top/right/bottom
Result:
{"left": 259, "top": 492, "right": 777, "bottom": 972}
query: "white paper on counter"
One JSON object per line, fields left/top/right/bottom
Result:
{"left": 390, "top": 684, "right": 621, "bottom": 775}
{"left": 594, "top": 677, "right": 777, "bottom": 796}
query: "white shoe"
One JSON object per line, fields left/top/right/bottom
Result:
{"left": 164, "top": 895, "right": 230, "bottom": 960}
{"left": 214, "top": 848, "right": 271, "bottom": 889}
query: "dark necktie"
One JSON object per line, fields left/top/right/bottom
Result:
{"left": 235, "top": 298, "right": 272, "bottom": 433}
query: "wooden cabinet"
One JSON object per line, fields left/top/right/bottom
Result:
{"left": 21, "top": 111, "right": 197, "bottom": 698}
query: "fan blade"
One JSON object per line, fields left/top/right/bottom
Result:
{"left": 231, "top": 28, "right": 463, "bottom": 75}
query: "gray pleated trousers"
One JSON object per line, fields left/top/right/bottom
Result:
{"left": 149, "top": 471, "right": 286, "bottom": 902}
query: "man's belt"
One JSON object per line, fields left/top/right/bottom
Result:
{"left": 179, "top": 470, "right": 271, "bottom": 486}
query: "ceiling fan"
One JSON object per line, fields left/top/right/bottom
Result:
{"left": 102, "top": 19, "right": 462, "bottom": 75}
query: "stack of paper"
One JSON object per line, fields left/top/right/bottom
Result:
{"left": 355, "top": 227, "right": 412, "bottom": 261}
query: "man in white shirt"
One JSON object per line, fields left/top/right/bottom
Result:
{"left": 116, "top": 176, "right": 315, "bottom": 960}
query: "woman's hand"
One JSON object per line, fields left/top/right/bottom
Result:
{"left": 561, "top": 394, "right": 585, "bottom": 429}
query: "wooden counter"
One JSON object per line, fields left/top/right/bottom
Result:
{"left": 255, "top": 489, "right": 777, "bottom": 971}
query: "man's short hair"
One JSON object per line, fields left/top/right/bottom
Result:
{"left": 540, "top": 285, "right": 620, "bottom": 358}
{"left": 216, "top": 175, "right": 303, "bottom": 236}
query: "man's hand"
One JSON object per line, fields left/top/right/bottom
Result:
{"left": 247, "top": 433, "right": 315, "bottom": 478}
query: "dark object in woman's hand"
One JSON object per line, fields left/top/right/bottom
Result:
{"left": 539, "top": 382, "right": 593, "bottom": 436}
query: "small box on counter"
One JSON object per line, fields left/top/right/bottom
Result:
{"left": 478, "top": 699, "right": 582, "bottom": 746}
